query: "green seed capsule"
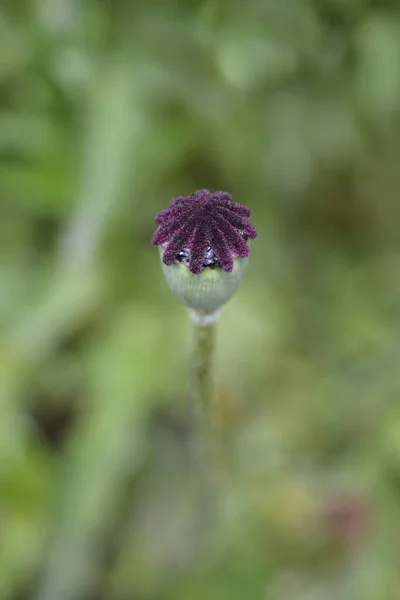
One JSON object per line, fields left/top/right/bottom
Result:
{"left": 159, "top": 247, "right": 249, "bottom": 312}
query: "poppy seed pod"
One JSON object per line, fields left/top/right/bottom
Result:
{"left": 152, "top": 189, "right": 257, "bottom": 311}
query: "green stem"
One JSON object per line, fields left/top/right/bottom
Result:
{"left": 193, "top": 320, "right": 216, "bottom": 419}
{"left": 189, "top": 309, "right": 220, "bottom": 481}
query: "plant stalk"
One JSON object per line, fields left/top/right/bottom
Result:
{"left": 189, "top": 308, "right": 221, "bottom": 482}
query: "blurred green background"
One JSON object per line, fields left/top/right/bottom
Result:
{"left": 2, "top": 0, "right": 400, "bottom": 599}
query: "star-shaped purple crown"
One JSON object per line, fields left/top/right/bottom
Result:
{"left": 152, "top": 189, "right": 257, "bottom": 274}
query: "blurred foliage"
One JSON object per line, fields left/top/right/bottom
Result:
{"left": 2, "top": 0, "right": 400, "bottom": 599}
